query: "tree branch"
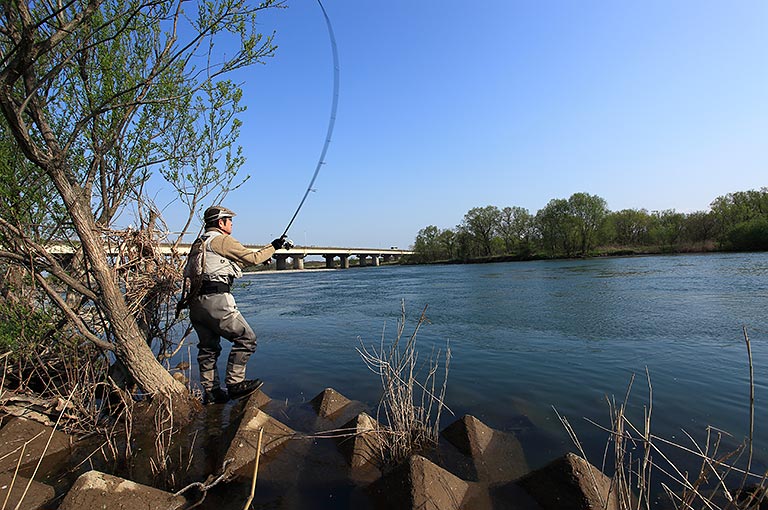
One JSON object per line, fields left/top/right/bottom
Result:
{"left": 33, "top": 272, "right": 113, "bottom": 351}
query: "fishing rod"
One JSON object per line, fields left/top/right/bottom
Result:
{"left": 281, "top": 0, "right": 340, "bottom": 238}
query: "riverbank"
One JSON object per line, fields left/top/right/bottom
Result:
{"left": 0, "top": 384, "right": 712, "bottom": 510}
{"left": 401, "top": 241, "right": 740, "bottom": 266}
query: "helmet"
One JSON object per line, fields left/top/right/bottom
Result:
{"left": 204, "top": 205, "right": 236, "bottom": 224}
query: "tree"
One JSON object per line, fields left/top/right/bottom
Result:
{"left": 682, "top": 210, "right": 717, "bottom": 245}
{"left": 606, "top": 209, "right": 652, "bottom": 246}
{"left": 726, "top": 217, "right": 768, "bottom": 251}
{"left": 453, "top": 228, "right": 475, "bottom": 261}
{"left": 461, "top": 206, "right": 501, "bottom": 257}
{"left": 649, "top": 210, "right": 686, "bottom": 247}
{"left": 536, "top": 198, "right": 578, "bottom": 257}
{"left": 568, "top": 192, "right": 608, "bottom": 255}
{"left": 498, "top": 206, "right": 535, "bottom": 254}
{"left": 710, "top": 188, "right": 768, "bottom": 244}
{"left": 437, "top": 229, "right": 456, "bottom": 260}
{"left": 0, "top": 0, "right": 278, "bottom": 418}
{"left": 413, "top": 225, "right": 441, "bottom": 262}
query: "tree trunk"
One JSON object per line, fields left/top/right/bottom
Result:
{"left": 53, "top": 169, "right": 195, "bottom": 419}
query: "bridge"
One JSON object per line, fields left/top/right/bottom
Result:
{"left": 255, "top": 246, "right": 413, "bottom": 270}
{"left": 46, "top": 242, "right": 413, "bottom": 271}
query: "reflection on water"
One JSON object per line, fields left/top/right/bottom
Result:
{"left": 195, "top": 252, "right": 768, "bottom": 473}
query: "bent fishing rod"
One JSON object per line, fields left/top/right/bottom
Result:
{"left": 281, "top": 0, "right": 340, "bottom": 239}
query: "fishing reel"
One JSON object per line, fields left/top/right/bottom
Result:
{"left": 272, "top": 235, "right": 295, "bottom": 250}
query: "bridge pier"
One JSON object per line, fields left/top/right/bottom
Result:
{"left": 293, "top": 256, "right": 305, "bottom": 270}
{"left": 275, "top": 254, "right": 289, "bottom": 270}
{"left": 324, "top": 255, "right": 335, "bottom": 269}
{"left": 339, "top": 255, "right": 350, "bottom": 269}
{"left": 382, "top": 254, "right": 392, "bottom": 263}
{"left": 358, "top": 255, "right": 367, "bottom": 267}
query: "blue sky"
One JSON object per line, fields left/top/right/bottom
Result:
{"left": 160, "top": 1, "right": 767, "bottom": 249}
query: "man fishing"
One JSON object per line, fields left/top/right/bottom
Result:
{"left": 184, "top": 205, "right": 292, "bottom": 404}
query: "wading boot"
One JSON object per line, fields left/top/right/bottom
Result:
{"left": 202, "top": 387, "right": 229, "bottom": 405}
{"left": 227, "top": 379, "right": 263, "bottom": 400}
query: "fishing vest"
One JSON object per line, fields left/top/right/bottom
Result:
{"left": 184, "top": 230, "right": 242, "bottom": 285}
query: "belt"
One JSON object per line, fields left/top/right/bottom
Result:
{"left": 199, "top": 282, "right": 231, "bottom": 295}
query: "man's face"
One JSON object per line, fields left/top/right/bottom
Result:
{"left": 218, "top": 217, "right": 233, "bottom": 235}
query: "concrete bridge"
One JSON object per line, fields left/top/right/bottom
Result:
{"left": 259, "top": 246, "right": 413, "bottom": 270}
{"left": 46, "top": 242, "right": 413, "bottom": 271}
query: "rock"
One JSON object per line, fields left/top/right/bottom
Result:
{"left": 0, "top": 472, "right": 55, "bottom": 510}
{"left": 519, "top": 452, "right": 619, "bottom": 510}
{"left": 223, "top": 408, "right": 294, "bottom": 479}
{"left": 0, "top": 417, "right": 72, "bottom": 478}
{"left": 58, "top": 470, "right": 186, "bottom": 510}
{"left": 441, "top": 414, "right": 529, "bottom": 482}
{"left": 310, "top": 387, "right": 352, "bottom": 418}
{"left": 338, "top": 412, "right": 381, "bottom": 468}
{"left": 368, "top": 455, "right": 471, "bottom": 510}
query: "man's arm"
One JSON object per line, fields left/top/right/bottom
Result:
{"left": 210, "top": 235, "right": 276, "bottom": 266}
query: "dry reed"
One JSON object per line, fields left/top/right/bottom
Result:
{"left": 357, "top": 301, "right": 451, "bottom": 468}
{"left": 556, "top": 327, "right": 767, "bottom": 510}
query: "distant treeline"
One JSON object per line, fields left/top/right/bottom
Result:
{"left": 409, "top": 188, "right": 768, "bottom": 263}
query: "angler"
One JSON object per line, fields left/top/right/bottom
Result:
{"left": 181, "top": 205, "right": 293, "bottom": 404}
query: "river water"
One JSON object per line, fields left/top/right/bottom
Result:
{"left": 201, "top": 252, "right": 768, "bottom": 475}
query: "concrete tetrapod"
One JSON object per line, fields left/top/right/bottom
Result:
{"left": 310, "top": 387, "right": 352, "bottom": 418}
{"left": 441, "top": 414, "right": 530, "bottom": 483}
{"left": 338, "top": 412, "right": 381, "bottom": 469}
{"left": 0, "top": 472, "right": 55, "bottom": 510}
{"left": 242, "top": 388, "right": 272, "bottom": 410}
{"left": 519, "top": 452, "right": 620, "bottom": 510}
{"left": 58, "top": 470, "right": 187, "bottom": 510}
{"left": 222, "top": 404, "right": 295, "bottom": 480}
{"left": 0, "top": 417, "right": 72, "bottom": 478}
{"left": 368, "top": 454, "right": 472, "bottom": 510}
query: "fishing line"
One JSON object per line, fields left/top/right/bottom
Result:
{"left": 281, "top": 0, "right": 340, "bottom": 238}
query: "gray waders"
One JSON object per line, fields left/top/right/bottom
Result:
{"left": 189, "top": 292, "right": 256, "bottom": 391}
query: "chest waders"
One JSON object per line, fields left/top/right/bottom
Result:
{"left": 187, "top": 231, "right": 257, "bottom": 398}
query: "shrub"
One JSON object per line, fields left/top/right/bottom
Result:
{"left": 0, "top": 300, "right": 57, "bottom": 356}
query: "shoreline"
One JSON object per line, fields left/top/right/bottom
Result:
{"left": 402, "top": 245, "right": 768, "bottom": 266}
{"left": 243, "top": 247, "right": 767, "bottom": 274}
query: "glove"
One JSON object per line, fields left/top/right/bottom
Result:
{"left": 271, "top": 235, "right": 286, "bottom": 249}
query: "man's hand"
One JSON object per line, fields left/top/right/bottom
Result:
{"left": 271, "top": 235, "right": 286, "bottom": 250}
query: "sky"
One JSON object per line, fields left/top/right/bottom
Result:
{"left": 157, "top": 1, "right": 767, "bottom": 249}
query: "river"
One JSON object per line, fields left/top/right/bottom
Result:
{"left": 203, "top": 252, "right": 768, "bottom": 475}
